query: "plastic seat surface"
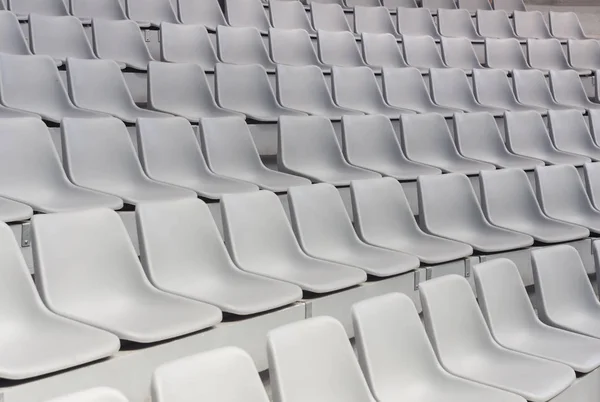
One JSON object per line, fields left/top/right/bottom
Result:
{"left": 402, "top": 35, "right": 447, "bottom": 70}
{"left": 512, "top": 69, "right": 579, "bottom": 112}
{"left": 477, "top": 10, "right": 523, "bottom": 39}
{"left": 568, "top": 40, "right": 600, "bottom": 71}
{"left": 438, "top": 9, "right": 483, "bottom": 41}
{"left": 0, "top": 11, "right": 34, "bottom": 56}
{"left": 342, "top": 114, "right": 441, "bottom": 180}
{"left": 8, "top": 0, "right": 68, "bottom": 19}
{"left": 354, "top": 6, "right": 399, "bottom": 37}
{"left": 0, "top": 197, "right": 33, "bottom": 222}
{"left": 440, "top": 37, "right": 484, "bottom": 71}
{"left": 311, "top": 2, "right": 352, "bottom": 33}
{"left": 0, "top": 118, "right": 123, "bottom": 213}
{"left": 70, "top": 0, "right": 128, "bottom": 24}
{"left": 269, "top": 28, "right": 330, "bottom": 72}
{"left": 225, "top": 0, "right": 271, "bottom": 34}
{"left": 473, "top": 69, "right": 546, "bottom": 112}
{"left": 352, "top": 293, "right": 526, "bottom": 402}
{"left": 125, "top": 0, "right": 179, "bottom": 27}
{"left": 361, "top": 33, "right": 409, "bottom": 70}
{"left": 382, "top": 0, "right": 417, "bottom": 8}
{"left": 92, "top": 19, "right": 155, "bottom": 71}
{"left": 200, "top": 117, "right": 310, "bottom": 192}
{"left": 317, "top": 30, "right": 369, "bottom": 68}
{"left": 159, "top": 23, "right": 219, "bottom": 72}
{"left": 400, "top": 113, "right": 496, "bottom": 175}
{"left": 137, "top": 199, "right": 301, "bottom": 315}
{"left": 62, "top": 117, "right": 197, "bottom": 205}
{"left": 494, "top": 0, "right": 527, "bottom": 13}
{"left": 419, "top": 275, "right": 574, "bottom": 402}
{"left": 351, "top": 178, "right": 473, "bottom": 264}
{"left": 217, "top": 25, "right": 276, "bottom": 72}
{"left": 479, "top": 168, "right": 590, "bottom": 243}
{"left": 485, "top": 38, "right": 530, "bottom": 71}
{"left": 582, "top": 162, "right": 600, "bottom": 211}
{"left": 513, "top": 10, "right": 552, "bottom": 39}
{"left": 222, "top": 191, "right": 367, "bottom": 293}
{"left": 177, "top": 0, "right": 226, "bottom": 31}
{"left": 549, "top": 70, "right": 600, "bottom": 110}
{"left": 454, "top": 112, "right": 543, "bottom": 170}
{"left": 270, "top": 0, "right": 316, "bottom": 35}
{"left": 528, "top": 38, "right": 590, "bottom": 74}
{"left": 44, "top": 388, "right": 128, "bottom": 402}
{"left": 458, "top": 0, "right": 492, "bottom": 12}
{"left": 422, "top": 0, "right": 457, "bottom": 11}
{"left": 152, "top": 347, "right": 269, "bottom": 402}
{"left": 396, "top": 7, "right": 441, "bottom": 39}
{"left": 547, "top": 109, "right": 600, "bottom": 161}
{"left": 550, "top": 11, "right": 589, "bottom": 40}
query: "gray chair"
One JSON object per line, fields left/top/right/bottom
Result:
{"left": 217, "top": 25, "right": 276, "bottom": 72}
{"left": 8, "top": 0, "right": 68, "bottom": 20}
{"left": 276, "top": 64, "right": 361, "bottom": 120}
{"left": 505, "top": 111, "right": 590, "bottom": 165}
{"left": 200, "top": 117, "right": 311, "bottom": 192}
{"left": 429, "top": 68, "right": 506, "bottom": 115}
{"left": 354, "top": 6, "right": 399, "bottom": 37}
{"left": 0, "top": 11, "right": 35, "bottom": 56}
{"left": 46, "top": 388, "right": 128, "bottom": 402}
{"left": 137, "top": 117, "right": 259, "bottom": 199}
{"left": 422, "top": 0, "right": 457, "bottom": 12}
{"left": 382, "top": 67, "right": 461, "bottom": 117}
{"left": 92, "top": 19, "right": 155, "bottom": 71}
{"left": 148, "top": 62, "right": 242, "bottom": 122}
{"left": 511, "top": 69, "right": 577, "bottom": 112}
{"left": 476, "top": 10, "right": 523, "bottom": 40}
{"left": 177, "top": 0, "right": 227, "bottom": 31}
{"left": 311, "top": 2, "right": 352, "bottom": 32}
{"left": 278, "top": 116, "right": 382, "bottom": 185}
{"left": 0, "top": 118, "right": 123, "bottom": 213}
{"left": 402, "top": 35, "right": 447, "bottom": 70}
{"left": 527, "top": 38, "right": 589, "bottom": 74}
{"left": 136, "top": 199, "right": 302, "bottom": 315}
{"left": 549, "top": 11, "right": 590, "bottom": 40}
{"left": 473, "top": 68, "right": 546, "bottom": 112}
{"left": 440, "top": 37, "right": 484, "bottom": 71}
{"left": 0, "top": 53, "right": 104, "bottom": 123}
{"left": 352, "top": 177, "right": 473, "bottom": 264}
{"left": 318, "top": 29, "right": 369, "bottom": 68}
{"left": 568, "top": 39, "right": 600, "bottom": 71}
{"left": 532, "top": 244, "right": 600, "bottom": 339}
{"left": 535, "top": 165, "right": 600, "bottom": 234}
{"left": 215, "top": 63, "right": 307, "bottom": 122}
{"left": 125, "top": 0, "right": 179, "bottom": 27}
{"left": 361, "top": 32, "right": 409, "bottom": 70}
{"left": 29, "top": 14, "right": 97, "bottom": 66}
{"left": 332, "top": 66, "right": 414, "bottom": 117}
{"left": 269, "top": 28, "right": 330, "bottom": 72}
{"left": 479, "top": 168, "right": 590, "bottom": 243}
{"left": 0, "top": 220, "right": 119, "bottom": 380}
{"left": 400, "top": 113, "right": 496, "bottom": 174}
{"left": 288, "top": 183, "right": 419, "bottom": 276}
{"left": 224, "top": 0, "right": 271, "bottom": 34}
{"left": 341, "top": 114, "right": 441, "bottom": 180}
{"left": 547, "top": 109, "right": 600, "bottom": 161}
{"left": 493, "top": 0, "right": 526, "bottom": 13}
{"left": 454, "top": 112, "right": 544, "bottom": 169}
{"left": 382, "top": 0, "right": 417, "bottom": 8}
{"left": 485, "top": 38, "right": 531, "bottom": 71}
{"left": 269, "top": 0, "right": 316, "bottom": 35}
{"left": 419, "top": 275, "right": 575, "bottom": 402}
{"left": 458, "top": 0, "right": 491, "bottom": 13}
{"left": 514, "top": 10, "right": 552, "bottom": 39}
{"left": 549, "top": 70, "right": 600, "bottom": 110}
{"left": 67, "top": 58, "right": 168, "bottom": 123}
{"left": 0, "top": 197, "right": 32, "bottom": 223}
{"left": 419, "top": 173, "right": 534, "bottom": 253}
{"left": 583, "top": 162, "right": 600, "bottom": 211}
{"left": 438, "top": 9, "right": 483, "bottom": 41}
{"left": 32, "top": 208, "right": 223, "bottom": 343}
{"left": 159, "top": 23, "right": 219, "bottom": 72}
{"left": 221, "top": 191, "right": 367, "bottom": 293}
{"left": 62, "top": 117, "right": 197, "bottom": 205}
{"left": 70, "top": 0, "right": 128, "bottom": 25}
{"left": 396, "top": 7, "right": 441, "bottom": 40}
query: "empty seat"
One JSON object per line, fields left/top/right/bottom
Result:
{"left": 311, "top": 2, "right": 352, "bottom": 32}
{"left": 440, "top": 37, "right": 484, "bottom": 71}
{"left": 402, "top": 35, "right": 447, "bottom": 70}
{"left": 583, "top": 162, "right": 600, "bottom": 210}
{"left": 396, "top": 7, "right": 441, "bottom": 40}
{"left": 513, "top": 10, "right": 552, "bottom": 39}
{"left": 401, "top": 113, "right": 496, "bottom": 174}
{"left": 528, "top": 38, "right": 588, "bottom": 74}
{"left": 0, "top": 197, "right": 32, "bottom": 223}
{"left": 46, "top": 388, "right": 128, "bottom": 402}
{"left": 8, "top": 0, "right": 68, "bottom": 20}
{"left": 318, "top": 30, "right": 369, "bottom": 69}
{"left": 269, "top": 0, "right": 316, "bottom": 35}
{"left": 493, "top": 0, "right": 526, "bottom": 13}
{"left": 342, "top": 114, "right": 442, "bottom": 180}
{"left": 351, "top": 178, "right": 473, "bottom": 264}
{"left": 419, "top": 275, "right": 574, "bottom": 402}
{"left": 346, "top": 0, "right": 381, "bottom": 6}
{"left": 354, "top": 6, "right": 399, "bottom": 37}
{"left": 70, "top": 0, "right": 128, "bottom": 24}
{"left": 473, "top": 68, "right": 546, "bottom": 112}
{"left": 534, "top": 244, "right": 600, "bottom": 339}
{"left": 476, "top": 10, "right": 523, "bottom": 39}
{"left": 0, "top": 11, "right": 34, "bottom": 56}
{"left": 276, "top": 65, "right": 361, "bottom": 119}
{"left": 352, "top": 293, "right": 526, "bottom": 402}
{"left": 568, "top": 39, "right": 600, "bottom": 71}
{"left": 422, "top": 0, "right": 457, "bottom": 12}
{"left": 332, "top": 66, "right": 414, "bottom": 117}
{"left": 137, "top": 199, "right": 301, "bottom": 314}
{"left": 269, "top": 28, "right": 330, "bottom": 71}
{"left": 438, "top": 9, "right": 484, "bottom": 41}
{"left": 137, "top": 117, "right": 258, "bottom": 199}
{"left": 200, "top": 117, "right": 311, "bottom": 192}
{"left": 148, "top": 62, "right": 241, "bottom": 122}
{"left": 33, "top": 208, "right": 222, "bottom": 343}
{"left": 535, "top": 165, "right": 600, "bottom": 234}
{"left": 361, "top": 33, "right": 409, "bottom": 70}
{"left": 458, "top": 0, "right": 492, "bottom": 12}
{"left": 159, "top": 23, "right": 219, "bottom": 72}
{"left": 549, "top": 11, "right": 590, "bottom": 40}
{"left": 547, "top": 109, "right": 600, "bottom": 161}
{"left": 278, "top": 116, "right": 381, "bottom": 185}
{"left": 382, "top": 67, "right": 460, "bottom": 117}
{"left": 152, "top": 348, "right": 269, "bottom": 402}
{"left": 485, "top": 38, "right": 531, "bottom": 71}
{"left": 225, "top": 0, "right": 271, "bottom": 34}
{"left": 419, "top": 173, "right": 533, "bottom": 252}
{"left": 288, "top": 183, "right": 419, "bottom": 276}
{"left": 454, "top": 112, "right": 544, "bottom": 169}
{"left": 92, "top": 19, "right": 155, "bottom": 71}
{"left": 0, "top": 54, "right": 103, "bottom": 123}
{"left": 429, "top": 68, "right": 506, "bottom": 115}
{"left": 125, "top": 0, "right": 179, "bottom": 27}
{"left": 222, "top": 191, "right": 366, "bottom": 292}
{"left": 511, "top": 69, "right": 576, "bottom": 111}
{"left": 177, "top": 0, "right": 227, "bottom": 31}
{"left": 382, "top": 0, "right": 417, "bottom": 8}
{"left": 67, "top": 58, "right": 168, "bottom": 123}
{"left": 217, "top": 26, "right": 276, "bottom": 72}
{"left": 267, "top": 317, "right": 374, "bottom": 402}
{"left": 549, "top": 70, "right": 600, "bottom": 110}
{"left": 479, "top": 168, "right": 590, "bottom": 243}
{"left": 29, "top": 14, "right": 97, "bottom": 66}
{"left": 505, "top": 111, "right": 590, "bottom": 165}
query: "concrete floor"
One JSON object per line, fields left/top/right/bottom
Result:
{"left": 526, "top": 0, "right": 600, "bottom": 37}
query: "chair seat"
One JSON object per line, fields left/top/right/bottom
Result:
{"left": 0, "top": 197, "right": 32, "bottom": 222}
{"left": 441, "top": 226, "right": 533, "bottom": 253}
{"left": 167, "top": 175, "right": 259, "bottom": 200}
{"left": 228, "top": 170, "right": 311, "bottom": 192}
{"left": 400, "top": 376, "right": 525, "bottom": 402}
{"left": 374, "top": 232, "right": 472, "bottom": 265}
{"left": 287, "top": 166, "right": 381, "bottom": 186}
{"left": 494, "top": 219, "right": 589, "bottom": 243}
{"left": 109, "top": 107, "right": 169, "bottom": 124}
{"left": 38, "top": 107, "right": 106, "bottom": 124}
{"left": 358, "top": 160, "right": 441, "bottom": 181}
{"left": 421, "top": 158, "right": 495, "bottom": 175}
{"left": 512, "top": 148, "right": 590, "bottom": 166}
{"left": 81, "top": 180, "right": 197, "bottom": 205}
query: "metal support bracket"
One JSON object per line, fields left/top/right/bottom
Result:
{"left": 21, "top": 222, "right": 31, "bottom": 248}
{"left": 465, "top": 258, "right": 472, "bottom": 278}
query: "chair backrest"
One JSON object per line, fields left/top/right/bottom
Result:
{"left": 224, "top": 0, "right": 271, "bottom": 33}
{"left": 476, "top": 9, "right": 517, "bottom": 38}
{"left": 311, "top": 2, "right": 352, "bottom": 32}
{"left": 8, "top": 0, "right": 68, "bottom": 17}
{"left": 383, "top": 0, "right": 417, "bottom": 7}
{"left": 402, "top": 35, "right": 446, "bottom": 68}
{"left": 361, "top": 33, "right": 408, "bottom": 68}
{"left": 125, "top": 0, "right": 179, "bottom": 25}
{"left": 46, "top": 388, "right": 128, "bottom": 402}
{"left": 590, "top": 110, "right": 600, "bottom": 145}
{"left": 511, "top": 69, "right": 557, "bottom": 106}
{"left": 493, "top": 0, "right": 526, "bottom": 12}
{"left": 70, "top": 0, "right": 127, "bottom": 21}
{"left": 549, "top": 11, "right": 587, "bottom": 40}
{"left": 331, "top": 66, "right": 390, "bottom": 113}
{"left": 472, "top": 68, "right": 519, "bottom": 106}
{"left": 504, "top": 110, "right": 559, "bottom": 154}
{"left": 354, "top": 6, "right": 396, "bottom": 35}
{"left": 485, "top": 38, "right": 530, "bottom": 70}
{"left": 514, "top": 10, "right": 551, "bottom": 39}
{"left": 548, "top": 109, "right": 596, "bottom": 154}
{"left": 177, "top": 0, "right": 226, "bottom": 30}
{"left": 269, "top": 28, "right": 324, "bottom": 68}
{"left": 453, "top": 112, "right": 512, "bottom": 160}
{"left": 92, "top": 19, "right": 154, "bottom": 70}
{"left": 382, "top": 67, "right": 435, "bottom": 110}
{"left": 217, "top": 25, "right": 275, "bottom": 70}
{"left": 152, "top": 347, "right": 269, "bottom": 402}
{"left": 0, "top": 11, "right": 32, "bottom": 55}
{"left": 440, "top": 36, "right": 482, "bottom": 69}
{"left": 160, "top": 23, "right": 218, "bottom": 71}
{"left": 270, "top": 0, "right": 315, "bottom": 33}
{"left": 528, "top": 38, "right": 571, "bottom": 70}
{"left": 347, "top": 0, "right": 381, "bottom": 5}
{"left": 268, "top": 317, "right": 376, "bottom": 402}
{"left": 458, "top": 0, "right": 491, "bottom": 12}
{"left": 29, "top": 14, "right": 95, "bottom": 61}
{"left": 276, "top": 64, "right": 337, "bottom": 113}
{"left": 422, "top": 0, "right": 457, "bottom": 11}
{"left": 396, "top": 7, "right": 440, "bottom": 38}
{"left": 567, "top": 39, "right": 600, "bottom": 70}
{"left": 583, "top": 162, "right": 600, "bottom": 208}
{"left": 548, "top": 69, "right": 589, "bottom": 106}
{"left": 438, "top": 8, "right": 480, "bottom": 39}
{"left": 429, "top": 68, "right": 477, "bottom": 108}
{"left": 318, "top": 29, "right": 367, "bottom": 67}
